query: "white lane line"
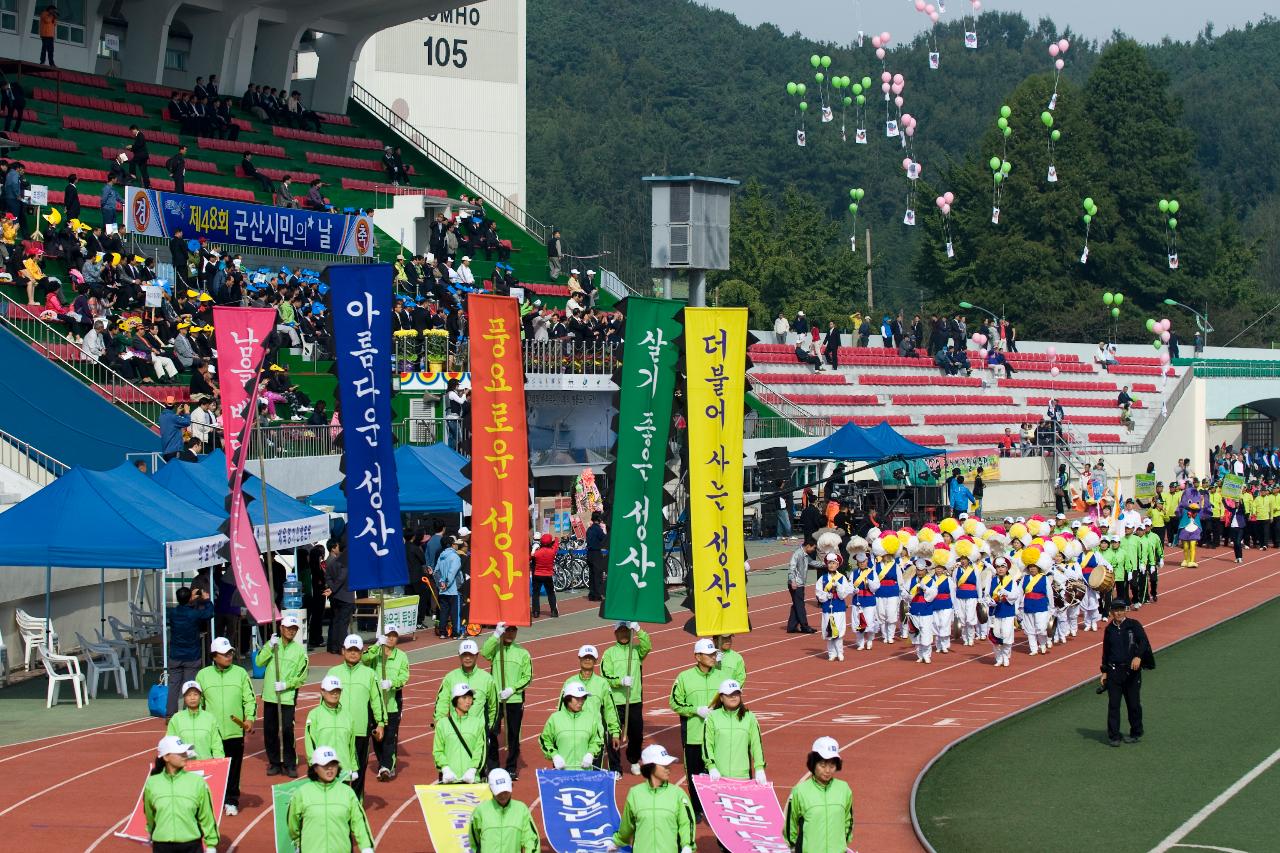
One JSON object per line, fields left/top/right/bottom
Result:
{"left": 1150, "top": 746, "right": 1280, "bottom": 853}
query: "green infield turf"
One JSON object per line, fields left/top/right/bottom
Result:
{"left": 915, "top": 597, "right": 1280, "bottom": 853}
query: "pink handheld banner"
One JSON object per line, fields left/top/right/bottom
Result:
{"left": 693, "top": 774, "right": 791, "bottom": 853}
{"left": 116, "top": 758, "right": 230, "bottom": 842}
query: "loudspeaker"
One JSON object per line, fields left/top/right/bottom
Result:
{"left": 755, "top": 447, "right": 791, "bottom": 486}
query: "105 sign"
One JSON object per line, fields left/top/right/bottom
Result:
{"left": 423, "top": 37, "right": 468, "bottom": 68}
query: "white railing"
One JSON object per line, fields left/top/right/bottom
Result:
{"left": 748, "top": 376, "right": 825, "bottom": 435}
{"left": 0, "top": 428, "right": 68, "bottom": 485}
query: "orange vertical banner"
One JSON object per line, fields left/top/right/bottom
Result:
{"left": 466, "top": 295, "right": 531, "bottom": 626}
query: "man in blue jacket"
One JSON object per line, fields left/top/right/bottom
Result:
{"left": 435, "top": 536, "right": 462, "bottom": 639}
{"left": 158, "top": 401, "right": 192, "bottom": 461}
{"left": 948, "top": 469, "right": 975, "bottom": 519}
{"left": 167, "top": 585, "right": 213, "bottom": 715}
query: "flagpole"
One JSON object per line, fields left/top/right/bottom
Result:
{"left": 255, "top": 419, "right": 283, "bottom": 770}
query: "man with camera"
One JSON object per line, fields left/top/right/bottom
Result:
{"left": 166, "top": 585, "right": 213, "bottom": 716}
{"left": 1098, "top": 598, "right": 1155, "bottom": 747}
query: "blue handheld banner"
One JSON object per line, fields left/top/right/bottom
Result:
{"left": 329, "top": 264, "right": 409, "bottom": 590}
{"left": 125, "top": 186, "right": 376, "bottom": 257}
{"left": 536, "top": 769, "right": 630, "bottom": 853}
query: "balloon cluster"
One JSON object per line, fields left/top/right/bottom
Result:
{"left": 1080, "top": 197, "right": 1098, "bottom": 263}
{"left": 995, "top": 104, "right": 1012, "bottom": 139}
{"left": 913, "top": 0, "right": 941, "bottom": 24}
{"left": 1048, "top": 38, "right": 1070, "bottom": 72}
{"left": 936, "top": 191, "right": 957, "bottom": 256}
{"left": 1158, "top": 197, "right": 1181, "bottom": 268}
{"left": 1103, "top": 291, "right": 1124, "bottom": 318}
{"left": 1158, "top": 197, "right": 1180, "bottom": 230}
{"left": 1146, "top": 317, "right": 1173, "bottom": 364}
{"left": 847, "top": 187, "right": 866, "bottom": 249}
{"left": 934, "top": 191, "right": 955, "bottom": 217}
{"left": 989, "top": 156, "right": 1010, "bottom": 222}
{"left": 871, "top": 31, "right": 893, "bottom": 62}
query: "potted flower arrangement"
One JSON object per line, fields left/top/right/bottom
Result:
{"left": 424, "top": 328, "right": 450, "bottom": 372}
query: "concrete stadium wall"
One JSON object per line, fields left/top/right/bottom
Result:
{"left": 0, "top": 568, "right": 132, "bottom": 679}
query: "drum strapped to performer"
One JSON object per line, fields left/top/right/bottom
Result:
{"left": 1087, "top": 564, "right": 1116, "bottom": 594}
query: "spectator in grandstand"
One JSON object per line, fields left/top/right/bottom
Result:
{"left": 1020, "top": 421, "right": 1036, "bottom": 456}
{"left": 190, "top": 359, "right": 217, "bottom": 400}
{"left": 1002, "top": 321, "right": 1018, "bottom": 352}
{"left": 952, "top": 347, "right": 972, "bottom": 376}
{"left": 445, "top": 378, "right": 465, "bottom": 450}
{"left": 793, "top": 339, "right": 821, "bottom": 370}
{"left": 1046, "top": 397, "right": 1066, "bottom": 425}
{"left": 823, "top": 321, "right": 841, "bottom": 369}
{"left": 896, "top": 330, "right": 916, "bottom": 359}
{"left": 986, "top": 347, "right": 1015, "bottom": 376}
{"left": 127, "top": 125, "right": 152, "bottom": 188}
{"left": 999, "top": 428, "right": 1015, "bottom": 458}
{"left": 159, "top": 400, "right": 193, "bottom": 461}
{"left": 285, "top": 91, "right": 322, "bottom": 132}
{"left": 455, "top": 255, "right": 476, "bottom": 289}
{"left": 1094, "top": 341, "right": 1116, "bottom": 370}
{"left": 57, "top": 172, "right": 82, "bottom": 223}
{"left": 773, "top": 312, "right": 790, "bottom": 344}
{"left": 165, "top": 144, "right": 188, "bottom": 195}
{"left": 193, "top": 76, "right": 211, "bottom": 100}
{"left": 240, "top": 151, "right": 275, "bottom": 196}
{"left": 38, "top": 5, "right": 58, "bottom": 66}
{"left": 242, "top": 84, "right": 267, "bottom": 121}
{"left": 548, "top": 228, "right": 564, "bottom": 279}
{"left": 2, "top": 160, "right": 23, "bottom": 224}
{"left": 277, "top": 174, "right": 300, "bottom": 208}
{"left": 880, "top": 314, "right": 894, "bottom": 349}
{"left": 1118, "top": 385, "right": 1135, "bottom": 431}
{"left": 947, "top": 470, "right": 975, "bottom": 518}
{"left": 299, "top": 179, "right": 330, "bottom": 212}
{"left": 934, "top": 346, "right": 957, "bottom": 376}
{"left": 101, "top": 174, "right": 122, "bottom": 230}
{"left": 382, "top": 145, "right": 408, "bottom": 185}
{"left": 1, "top": 81, "right": 25, "bottom": 132}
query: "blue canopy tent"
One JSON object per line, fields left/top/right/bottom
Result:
{"left": 308, "top": 444, "right": 468, "bottom": 514}
{"left": 864, "top": 421, "right": 947, "bottom": 460}
{"left": 790, "top": 421, "right": 945, "bottom": 462}
{"left": 150, "top": 452, "right": 330, "bottom": 549}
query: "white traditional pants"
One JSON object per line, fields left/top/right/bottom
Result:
{"left": 821, "top": 610, "right": 846, "bottom": 660}
{"left": 1020, "top": 610, "right": 1050, "bottom": 653}
{"left": 911, "top": 614, "right": 934, "bottom": 661}
{"left": 875, "top": 597, "right": 899, "bottom": 642}
{"left": 1082, "top": 586, "right": 1101, "bottom": 630}
{"left": 955, "top": 598, "right": 978, "bottom": 642}
{"left": 990, "top": 616, "right": 1016, "bottom": 664}
{"left": 932, "top": 608, "right": 954, "bottom": 652}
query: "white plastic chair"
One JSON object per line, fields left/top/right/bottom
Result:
{"left": 15, "top": 608, "right": 58, "bottom": 670}
{"left": 77, "top": 633, "right": 129, "bottom": 699}
{"left": 128, "top": 604, "right": 160, "bottom": 638}
{"left": 38, "top": 646, "right": 88, "bottom": 708}
{"left": 95, "top": 628, "right": 139, "bottom": 690}
{"left": 109, "top": 615, "right": 155, "bottom": 671}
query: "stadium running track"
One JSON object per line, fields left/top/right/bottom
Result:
{"left": 4, "top": 544, "right": 1280, "bottom": 852}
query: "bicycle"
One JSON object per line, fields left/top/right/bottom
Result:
{"left": 663, "top": 526, "right": 688, "bottom": 587}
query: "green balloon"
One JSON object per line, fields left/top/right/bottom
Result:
{"left": 1051, "top": 129, "right": 1061, "bottom": 142}
{"left": 1158, "top": 199, "right": 1169, "bottom": 213}
{"left": 849, "top": 189, "right": 858, "bottom": 199}
{"left": 852, "top": 82, "right": 863, "bottom": 95}
{"left": 997, "top": 117, "right": 1008, "bottom": 130}
{"left": 821, "top": 55, "right": 831, "bottom": 68}
{"left": 787, "top": 82, "right": 798, "bottom": 95}
{"left": 810, "top": 54, "right": 821, "bottom": 68}
{"left": 1083, "top": 214, "right": 1092, "bottom": 224}
{"left": 815, "top": 72, "right": 824, "bottom": 83}
{"left": 1168, "top": 218, "right": 1178, "bottom": 230}
{"left": 1146, "top": 318, "right": 1157, "bottom": 332}
{"left": 1040, "top": 111, "right": 1053, "bottom": 127}
{"left": 798, "top": 101, "right": 808, "bottom": 111}
{"left": 1001, "top": 161, "right": 1011, "bottom": 174}
{"left": 993, "top": 173, "right": 1004, "bottom": 184}
{"left": 1168, "top": 200, "right": 1180, "bottom": 214}
{"left": 797, "top": 83, "right": 806, "bottom": 95}
{"left": 856, "top": 94, "right": 865, "bottom": 105}
{"left": 849, "top": 203, "right": 858, "bottom": 213}
{"left": 1112, "top": 307, "right": 1121, "bottom": 317}
{"left": 1000, "top": 105, "right": 1011, "bottom": 118}
{"left": 1103, "top": 292, "right": 1114, "bottom": 305}
{"left": 855, "top": 189, "right": 865, "bottom": 200}
{"left": 1083, "top": 197, "right": 1094, "bottom": 210}
{"left": 861, "top": 77, "right": 872, "bottom": 89}
{"left": 989, "top": 156, "right": 1001, "bottom": 171}
{"left": 1087, "top": 202, "right": 1098, "bottom": 214}
{"left": 1153, "top": 340, "right": 1162, "bottom": 350}
{"left": 1114, "top": 293, "right": 1124, "bottom": 306}
{"left": 843, "top": 96, "right": 852, "bottom": 106}
{"left": 1003, "top": 126, "right": 1012, "bottom": 137}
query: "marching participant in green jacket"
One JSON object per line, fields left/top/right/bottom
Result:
{"left": 784, "top": 737, "right": 854, "bottom": 853}
{"left": 195, "top": 636, "right": 254, "bottom": 816}
{"left": 362, "top": 626, "right": 410, "bottom": 780}
{"left": 702, "top": 679, "right": 767, "bottom": 783}
{"left": 607, "top": 744, "right": 695, "bottom": 853}
{"left": 714, "top": 634, "right": 748, "bottom": 686}
{"left": 1142, "top": 518, "right": 1163, "bottom": 603}
{"left": 165, "top": 681, "right": 223, "bottom": 759}
{"left": 602, "top": 621, "right": 651, "bottom": 775}
{"left": 668, "top": 638, "right": 721, "bottom": 819}
{"left": 563, "top": 644, "right": 621, "bottom": 768}
{"left": 540, "top": 682, "right": 605, "bottom": 769}
{"left": 482, "top": 622, "right": 533, "bottom": 778}
{"left": 435, "top": 638, "right": 499, "bottom": 731}
{"left": 326, "top": 634, "right": 387, "bottom": 798}
{"left": 255, "top": 614, "right": 309, "bottom": 778}
{"left": 467, "top": 769, "right": 540, "bottom": 853}
{"left": 304, "top": 676, "right": 358, "bottom": 782}
{"left": 436, "top": 682, "right": 488, "bottom": 783}
{"left": 144, "top": 736, "right": 219, "bottom": 853}
{"left": 286, "top": 746, "right": 375, "bottom": 853}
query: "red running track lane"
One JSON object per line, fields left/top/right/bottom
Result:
{"left": 5, "top": 546, "right": 1278, "bottom": 852}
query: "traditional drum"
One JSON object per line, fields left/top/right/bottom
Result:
{"left": 1087, "top": 564, "right": 1116, "bottom": 594}
{"left": 1062, "top": 578, "right": 1088, "bottom": 607}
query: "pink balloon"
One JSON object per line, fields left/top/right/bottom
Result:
{"left": 930, "top": 11, "right": 939, "bottom": 22}
{"left": 943, "top": 191, "right": 955, "bottom": 204}
{"left": 936, "top": 196, "right": 946, "bottom": 208}
{"left": 872, "top": 35, "right": 882, "bottom": 48}
{"left": 980, "top": 348, "right": 989, "bottom": 359}
{"left": 1055, "top": 58, "right": 1065, "bottom": 70}
{"left": 881, "top": 71, "right": 892, "bottom": 83}
{"left": 902, "top": 158, "right": 913, "bottom": 170}
{"left": 941, "top": 202, "right": 951, "bottom": 214}
{"left": 1047, "top": 346, "right": 1057, "bottom": 356}
{"left": 914, "top": 161, "right": 922, "bottom": 174}
{"left": 893, "top": 73, "right": 905, "bottom": 84}
{"left": 892, "top": 82, "right": 903, "bottom": 95}
{"left": 905, "top": 126, "right": 915, "bottom": 137}
{"left": 1059, "top": 39, "right": 1070, "bottom": 52}
{"left": 881, "top": 31, "right": 891, "bottom": 43}
{"left": 1049, "top": 44, "right": 1060, "bottom": 57}
{"left": 894, "top": 95, "right": 904, "bottom": 107}
{"left": 881, "top": 82, "right": 891, "bottom": 93}
{"left": 915, "top": 0, "right": 926, "bottom": 10}
{"left": 902, "top": 113, "right": 913, "bottom": 124}
{"left": 1161, "top": 331, "right": 1171, "bottom": 343}
{"left": 1050, "top": 367, "right": 1060, "bottom": 376}
{"left": 876, "top": 47, "right": 886, "bottom": 60}
{"left": 1160, "top": 318, "right": 1171, "bottom": 331}
{"left": 1158, "top": 351, "right": 1170, "bottom": 365}
{"left": 925, "top": 3, "right": 935, "bottom": 13}
{"left": 972, "top": 0, "right": 981, "bottom": 8}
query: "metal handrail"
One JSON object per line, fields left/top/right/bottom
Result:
{"left": 0, "top": 426, "right": 68, "bottom": 484}
{"left": 748, "top": 375, "right": 824, "bottom": 435}
{"left": 1139, "top": 367, "right": 1196, "bottom": 453}
{"left": 0, "top": 296, "right": 164, "bottom": 429}
{"left": 351, "top": 82, "right": 549, "bottom": 243}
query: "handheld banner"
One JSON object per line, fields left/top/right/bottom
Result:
{"left": 466, "top": 294, "right": 531, "bottom": 626}
{"left": 271, "top": 777, "right": 310, "bottom": 853}
{"left": 693, "top": 774, "right": 792, "bottom": 853}
{"left": 1222, "top": 474, "right": 1244, "bottom": 500}
{"left": 415, "top": 783, "right": 491, "bottom": 853}
{"left": 602, "top": 298, "right": 682, "bottom": 624}
{"left": 536, "top": 769, "right": 629, "bottom": 853}
{"left": 212, "top": 307, "right": 279, "bottom": 625}
{"left": 116, "top": 758, "right": 230, "bottom": 842}
{"left": 329, "top": 264, "right": 409, "bottom": 590}
{"left": 125, "top": 186, "right": 375, "bottom": 257}
{"left": 685, "top": 308, "right": 750, "bottom": 635}
{"left": 1134, "top": 472, "right": 1156, "bottom": 500}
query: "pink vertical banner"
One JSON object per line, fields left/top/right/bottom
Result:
{"left": 693, "top": 775, "right": 793, "bottom": 853}
{"left": 212, "top": 307, "right": 279, "bottom": 625}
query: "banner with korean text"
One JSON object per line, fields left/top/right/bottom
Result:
{"left": 685, "top": 308, "right": 750, "bottom": 635}
{"left": 1222, "top": 473, "right": 1245, "bottom": 500}
{"left": 415, "top": 783, "right": 491, "bottom": 853}
{"left": 271, "top": 777, "right": 310, "bottom": 853}
{"left": 536, "top": 769, "right": 630, "bottom": 853}
{"left": 602, "top": 298, "right": 682, "bottom": 624}
{"left": 329, "top": 265, "right": 409, "bottom": 590}
{"left": 212, "top": 307, "right": 278, "bottom": 625}
{"left": 692, "top": 775, "right": 793, "bottom": 853}
{"left": 465, "top": 294, "right": 531, "bottom": 626}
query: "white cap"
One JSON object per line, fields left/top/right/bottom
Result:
{"left": 156, "top": 735, "right": 190, "bottom": 758}
{"left": 280, "top": 615, "right": 300, "bottom": 628}
{"left": 342, "top": 634, "right": 364, "bottom": 650}
{"left": 457, "top": 526, "right": 471, "bottom": 537}
{"left": 320, "top": 675, "right": 343, "bottom": 692}
{"left": 570, "top": 268, "right": 580, "bottom": 275}
{"left": 1070, "top": 519, "right": 1081, "bottom": 528}
{"left": 1055, "top": 513, "right": 1066, "bottom": 520}
{"left": 1142, "top": 518, "right": 1153, "bottom": 527}
{"left": 577, "top": 644, "right": 599, "bottom": 659}
{"left": 461, "top": 255, "right": 472, "bottom": 262}
{"left": 382, "top": 624, "right": 400, "bottom": 635}
{"left": 452, "top": 682, "right": 475, "bottom": 699}
{"left": 562, "top": 681, "right": 589, "bottom": 699}
{"left": 180, "top": 680, "right": 202, "bottom": 695}
{"left": 640, "top": 744, "right": 679, "bottom": 766}
{"left": 487, "top": 768, "right": 513, "bottom": 794}
{"left": 811, "top": 736, "right": 841, "bottom": 759}
{"left": 587, "top": 269, "right": 596, "bottom": 275}
{"left": 615, "top": 621, "right": 632, "bottom": 630}
{"left": 693, "top": 638, "right": 717, "bottom": 656}
{"left": 718, "top": 679, "right": 742, "bottom": 696}
{"left": 310, "top": 746, "right": 340, "bottom": 766}
{"left": 1015, "top": 516, "right": 1027, "bottom": 524}
{"left": 1003, "top": 516, "right": 1014, "bottom": 524}
{"left": 210, "top": 637, "right": 232, "bottom": 654}
{"left": 459, "top": 639, "right": 479, "bottom": 655}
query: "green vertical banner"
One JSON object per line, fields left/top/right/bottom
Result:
{"left": 602, "top": 297, "right": 683, "bottom": 624}
{"left": 272, "top": 778, "right": 310, "bottom": 853}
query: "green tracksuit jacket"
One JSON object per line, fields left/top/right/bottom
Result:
{"left": 255, "top": 638, "right": 309, "bottom": 705}
{"left": 196, "top": 663, "right": 255, "bottom": 740}
{"left": 143, "top": 768, "right": 219, "bottom": 847}
{"left": 715, "top": 648, "right": 748, "bottom": 687}
{"left": 784, "top": 777, "right": 854, "bottom": 853}
{"left": 362, "top": 646, "right": 410, "bottom": 713}
{"left": 1144, "top": 531, "right": 1164, "bottom": 569}
{"left": 669, "top": 665, "right": 720, "bottom": 745}
{"left": 285, "top": 777, "right": 374, "bottom": 853}
{"left": 166, "top": 708, "right": 225, "bottom": 759}
{"left": 304, "top": 702, "right": 358, "bottom": 778}
{"left": 564, "top": 672, "right": 620, "bottom": 737}
{"left": 325, "top": 661, "right": 387, "bottom": 733}
{"left": 467, "top": 796, "right": 541, "bottom": 853}
{"left": 539, "top": 705, "right": 604, "bottom": 765}
{"left": 702, "top": 707, "right": 765, "bottom": 779}
{"left": 601, "top": 630, "right": 652, "bottom": 705}
{"left": 612, "top": 781, "right": 695, "bottom": 852}
{"left": 482, "top": 635, "right": 533, "bottom": 704}
{"left": 434, "top": 707, "right": 487, "bottom": 778}
{"left": 435, "top": 666, "right": 498, "bottom": 728}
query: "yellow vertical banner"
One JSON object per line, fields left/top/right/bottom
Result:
{"left": 684, "top": 307, "right": 750, "bottom": 636}
{"left": 415, "top": 784, "right": 491, "bottom": 852}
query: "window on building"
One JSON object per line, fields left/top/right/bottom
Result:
{"left": 30, "top": 0, "right": 85, "bottom": 45}
{"left": 0, "top": 0, "right": 17, "bottom": 34}
{"left": 164, "top": 48, "right": 188, "bottom": 72}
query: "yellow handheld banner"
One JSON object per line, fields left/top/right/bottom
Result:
{"left": 415, "top": 784, "right": 492, "bottom": 853}
{"left": 684, "top": 307, "right": 750, "bottom": 636}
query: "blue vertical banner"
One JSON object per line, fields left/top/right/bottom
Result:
{"left": 329, "top": 264, "right": 409, "bottom": 589}
{"left": 536, "top": 770, "right": 630, "bottom": 853}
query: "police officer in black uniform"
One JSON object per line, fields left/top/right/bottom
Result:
{"left": 1099, "top": 598, "right": 1155, "bottom": 747}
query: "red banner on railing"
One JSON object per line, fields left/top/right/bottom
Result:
{"left": 466, "top": 295, "right": 531, "bottom": 626}
{"left": 213, "top": 307, "right": 279, "bottom": 626}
